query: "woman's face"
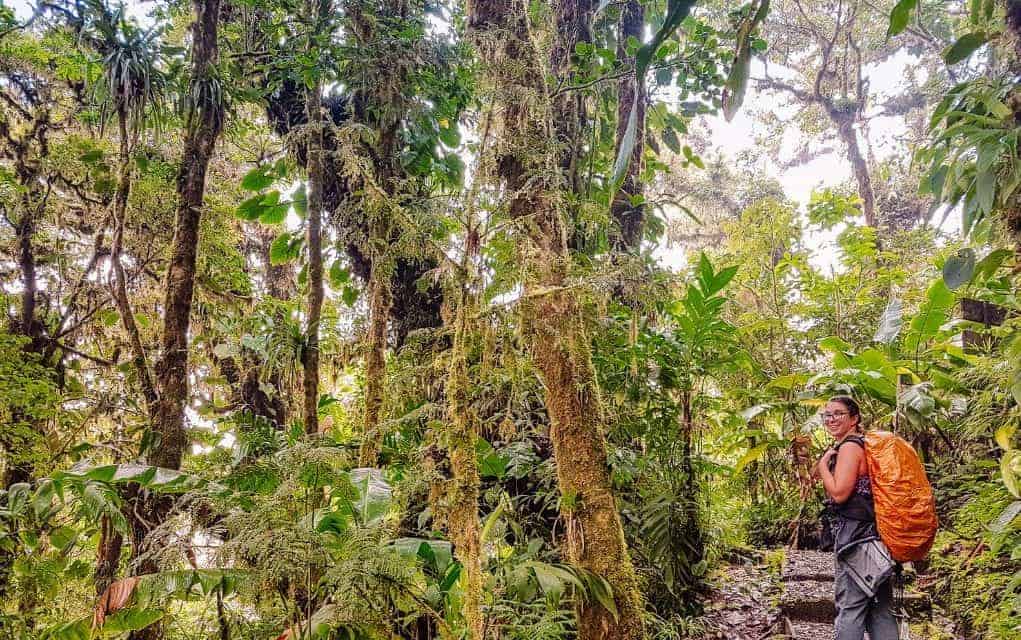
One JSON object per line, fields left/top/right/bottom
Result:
{"left": 822, "top": 401, "right": 857, "bottom": 440}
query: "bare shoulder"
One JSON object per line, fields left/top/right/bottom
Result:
{"left": 837, "top": 440, "right": 865, "bottom": 464}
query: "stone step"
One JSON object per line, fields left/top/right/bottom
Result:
{"left": 779, "top": 579, "right": 837, "bottom": 622}
{"left": 780, "top": 619, "right": 900, "bottom": 640}
{"left": 780, "top": 580, "right": 931, "bottom": 622}
{"left": 782, "top": 551, "right": 835, "bottom": 583}
{"left": 783, "top": 620, "right": 833, "bottom": 640}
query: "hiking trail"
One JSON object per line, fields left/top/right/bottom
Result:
{"left": 703, "top": 549, "right": 940, "bottom": 639}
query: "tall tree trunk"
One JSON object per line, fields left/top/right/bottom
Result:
{"left": 468, "top": 2, "right": 645, "bottom": 638}
{"left": 611, "top": 0, "right": 646, "bottom": 252}
{"left": 302, "top": 0, "right": 327, "bottom": 436}
{"left": 551, "top": 0, "right": 594, "bottom": 194}
{"left": 445, "top": 293, "right": 484, "bottom": 639}
{"left": 150, "top": 0, "right": 224, "bottom": 469}
{"left": 1, "top": 128, "right": 50, "bottom": 601}
{"left": 677, "top": 390, "right": 702, "bottom": 564}
{"left": 358, "top": 269, "right": 391, "bottom": 465}
{"left": 129, "top": 2, "right": 223, "bottom": 637}
{"left": 345, "top": 0, "right": 401, "bottom": 466}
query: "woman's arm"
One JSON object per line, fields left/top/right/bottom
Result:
{"left": 817, "top": 443, "right": 863, "bottom": 504}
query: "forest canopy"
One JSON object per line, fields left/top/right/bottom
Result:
{"left": 0, "top": 0, "right": 1019, "bottom": 639}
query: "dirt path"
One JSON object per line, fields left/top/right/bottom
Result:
{"left": 701, "top": 554, "right": 784, "bottom": 639}
{"left": 702, "top": 549, "right": 939, "bottom": 639}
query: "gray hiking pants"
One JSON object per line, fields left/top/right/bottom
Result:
{"left": 834, "top": 556, "right": 899, "bottom": 640}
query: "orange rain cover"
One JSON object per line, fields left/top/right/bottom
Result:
{"left": 864, "top": 431, "right": 938, "bottom": 562}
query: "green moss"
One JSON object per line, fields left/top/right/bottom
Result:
{"left": 949, "top": 481, "right": 1014, "bottom": 539}
{"left": 927, "top": 480, "right": 1021, "bottom": 639}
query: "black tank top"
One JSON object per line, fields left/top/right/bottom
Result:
{"left": 825, "top": 435, "right": 880, "bottom": 555}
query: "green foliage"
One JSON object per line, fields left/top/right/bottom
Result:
{"left": 0, "top": 332, "right": 59, "bottom": 477}
{"left": 83, "top": 0, "right": 170, "bottom": 134}
{"left": 916, "top": 78, "right": 1020, "bottom": 239}
{"left": 1, "top": 0, "right": 1018, "bottom": 637}
{"left": 806, "top": 187, "right": 863, "bottom": 229}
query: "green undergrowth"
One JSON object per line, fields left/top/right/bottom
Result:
{"left": 927, "top": 478, "right": 1020, "bottom": 639}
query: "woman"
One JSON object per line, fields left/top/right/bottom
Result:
{"left": 815, "top": 396, "right": 899, "bottom": 640}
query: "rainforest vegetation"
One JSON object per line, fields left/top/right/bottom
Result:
{"left": 0, "top": 0, "right": 1020, "bottom": 638}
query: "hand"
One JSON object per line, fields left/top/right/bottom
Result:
{"left": 815, "top": 448, "right": 836, "bottom": 479}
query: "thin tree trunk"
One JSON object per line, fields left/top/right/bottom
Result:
{"left": 216, "top": 590, "right": 230, "bottom": 640}
{"left": 467, "top": 1, "right": 645, "bottom": 637}
{"left": 1, "top": 139, "right": 49, "bottom": 601}
{"left": 832, "top": 112, "right": 877, "bottom": 227}
{"left": 302, "top": 1, "right": 326, "bottom": 436}
{"left": 345, "top": 0, "right": 399, "bottom": 466}
{"left": 149, "top": 0, "right": 224, "bottom": 469}
{"left": 678, "top": 390, "right": 702, "bottom": 562}
{"left": 110, "top": 116, "right": 158, "bottom": 411}
{"left": 16, "top": 201, "right": 38, "bottom": 343}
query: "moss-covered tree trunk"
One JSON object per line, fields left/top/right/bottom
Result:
{"left": 359, "top": 267, "right": 391, "bottom": 465}
{"left": 302, "top": 0, "right": 328, "bottom": 436}
{"left": 111, "top": 114, "right": 158, "bottom": 412}
{"left": 445, "top": 293, "right": 484, "bottom": 639}
{"left": 128, "top": 2, "right": 223, "bottom": 637}
{"left": 468, "top": 1, "right": 645, "bottom": 637}
{"left": 149, "top": 0, "right": 224, "bottom": 470}
{"left": 345, "top": 0, "right": 405, "bottom": 467}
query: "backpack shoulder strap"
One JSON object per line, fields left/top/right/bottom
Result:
{"left": 829, "top": 435, "right": 866, "bottom": 472}
{"left": 837, "top": 435, "right": 865, "bottom": 451}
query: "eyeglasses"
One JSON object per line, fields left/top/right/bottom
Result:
{"left": 821, "top": 411, "right": 849, "bottom": 421}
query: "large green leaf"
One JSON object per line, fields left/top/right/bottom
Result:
{"left": 526, "top": 561, "right": 582, "bottom": 601}
{"left": 873, "top": 297, "right": 903, "bottom": 344}
{"left": 942, "top": 248, "right": 976, "bottom": 290}
{"left": 241, "top": 164, "right": 276, "bottom": 191}
{"left": 818, "top": 335, "right": 854, "bottom": 355}
{"left": 100, "top": 608, "right": 165, "bottom": 635}
{"left": 904, "top": 278, "right": 954, "bottom": 355}
{"left": 477, "top": 438, "right": 509, "bottom": 479}
{"left": 899, "top": 382, "right": 937, "bottom": 427}
{"left": 40, "top": 617, "right": 92, "bottom": 640}
{"left": 610, "top": 96, "right": 639, "bottom": 188}
{"left": 55, "top": 462, "right": 207, "bottom": 493}
{"left": 348, "top": 468, "right": 392, "bottom": 525}
{"left": 734, "top": 443, "right": 769, "bottom": 474}
{"left": 887, "top": 0, "right": 919, "bottom": 37}
{"left": 943, "top": 31, "right": 987, "bottom": 65}
{"left": 391, "top": 537, "right": 454, "bottom": 574}
{"left": 722, "top": 0, "right": 770, "bottom": 122}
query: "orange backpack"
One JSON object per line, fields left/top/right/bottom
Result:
{"left": 862, "top": 430, "right": 938, "bottom": 562}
